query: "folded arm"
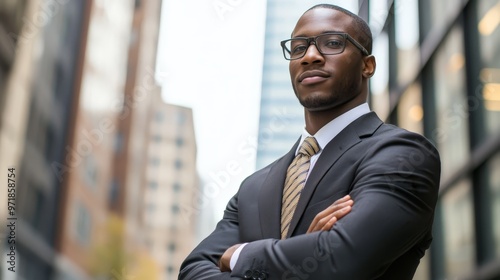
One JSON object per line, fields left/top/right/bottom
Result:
{"left": 230, "top": 134, "right": 440, "bottom": 279}
{"left": 178, "top": 191, "right": 241, "bottom": 280}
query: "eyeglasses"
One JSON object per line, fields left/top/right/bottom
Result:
{"left": 280, "top": 32, "right": 369, "bottom": 60}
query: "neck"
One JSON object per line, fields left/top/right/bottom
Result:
{"left": 304, "top": 95, "right": 366, "bottom": 135}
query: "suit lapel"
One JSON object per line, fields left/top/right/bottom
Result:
{"left": 258, "top": 139, "right": 300, "bottom": 239}
{"left": 286, "top": 112, "right": 383, "bottom": 238}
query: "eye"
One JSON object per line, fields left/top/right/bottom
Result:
{"left": 323, "top": 39, "right": 344, "bottom": 49}
{"left": 291, "top": 44, "right": 307, "bottom": 54}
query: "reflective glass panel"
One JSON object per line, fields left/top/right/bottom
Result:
{"left": 478, "top": 0, "right": 500, "bottom": 136}
{"left": 394, "top": 0, "right": 420, "bottom": 84}
{"left": 397, "top": 82, "right": 423, "bottom": 134}
{"left": 487, "top": 153, "right": 500, "bottom": 258}
{"left": 433, "top": 26, "right": 470, "bottom": 182}
{"left": 370, "top": 31, "right": 390, "bottom": 120}
{"left": 441, "top": 179, "right": 476, "bottom": 278}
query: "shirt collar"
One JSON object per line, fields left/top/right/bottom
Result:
{"left": 297, "top": 103, "right": 371, "bottom": 154}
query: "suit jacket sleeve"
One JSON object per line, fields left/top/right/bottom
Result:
{"left": 178, "top": 189, "right": 242, "bottom": 280}
{"left": 230, "top": 130, "right": 441, "bottom": 279}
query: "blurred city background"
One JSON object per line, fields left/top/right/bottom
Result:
{"left": 0, "top": 0, "right": 499, "bottom": 279}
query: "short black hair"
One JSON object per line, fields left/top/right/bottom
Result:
{"left": 306, "top": 4, "right": 372, "bottom": 54}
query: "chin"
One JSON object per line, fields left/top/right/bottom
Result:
{"left": 299, "top": 96, "right": 341, "bottom": 111}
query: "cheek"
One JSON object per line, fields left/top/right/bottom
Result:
{"left": 289, "top": 63, "right": 298, "bottom": 77}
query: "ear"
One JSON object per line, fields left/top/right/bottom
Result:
{"left": 362, "top": 55, "right": 376, "bottom": 78}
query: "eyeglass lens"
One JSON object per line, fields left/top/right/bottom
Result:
{"left": 285, "top": 34, "right": 346, "bottom": 59}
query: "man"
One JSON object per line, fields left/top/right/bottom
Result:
{"left": 179, "top": 4, "right": 440, "bottom": 280}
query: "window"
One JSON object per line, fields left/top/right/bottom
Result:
{"left": 174, "top": 159, "right": 183, "bottom": 170}
{"left": 433, "top": 25, "right": 470, "bottom": 182}
{"left": 370, "top": 31, "right": 390, "bottom": 120}
{"left": 150, "top": 157, "right": 160, "bottom": 166}
{"left": 397, "top": 82, "right": 423, "bottom": 134}
{"left": 478, "top": 0, "right": 500, "bottom": 137}
{"left": 168, "top": 242, "right": 176, "bottom": 252}
{"left": 171, "top": 204, "right": 179, "bottom": 214}
{"left": 44, "top": 124, "right": 55, "bottom": 161}
{"left": 83, "top": 155, "right": 98, "bottom": 188}
{"left": 154, "top": 111, "right": 164, "bottom": 122}
{"left": 108, "top": 179, "right": 119, "bottom": 206}
{"left": 152, "top": 134, "right": 162, "bottom": 142}
{"left": 74, "top": 203, "right": 92, "bottom": 245}
{"left": 175, "top": 111, "right": 186, "bottom": 125}
{"left": 32, "top": 189, "right": 44, "bottom": 231}
{"left": 149, "top": 181, "right": 158, "bottom": 189}
{"left": 114, "top": 132, "right": 123, "bottom": 153}
{"left": 394, "top": 0, "right": 420, "bottom": 84}
{"left": 173, "top": 183, "right": 181, "bottom": 192}
{"left": 175, "top": 137, "right": 184, "bottom": 147}
{"left": 147, "top": 203, "right": 156, "bottom": 212}
{"left": 486, "top": 153, "right": 500, "bottom": 259}
{"left": 441, "top": 179, "right": 476, "bottom": 278}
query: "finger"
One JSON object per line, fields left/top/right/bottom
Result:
{"left": 334, "top": 205, "right": 352, "bottom": 220}
{"left": 309, "top": 200, "right": 353, "bottom": 231}
{"left": 318, "top": 205, "right": 352, "bottom": 231}
{"left": 310, "top": 211, "right": 337, "bottom": 233}
{"left": 321, "top": 216, "right": 337, "bottom": 231}
{"left": 307, "top": 218, "right": 319, "bottom": 233}
{"left": 332, "top": 195, "right": 351, "bottom": 205}
{"left": 307, "top": 198, "right": 353, "bottom": 234}
{"left": 325, "top": 199, "right": 354, "bottom": 211}
{"left": 319, "top": 206, "right": 351, "bottom": 231}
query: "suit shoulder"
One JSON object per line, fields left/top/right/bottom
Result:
{"left": 369, "top": 123, "right": 440, "bottom": 160}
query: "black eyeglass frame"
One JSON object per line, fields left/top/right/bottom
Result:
{"left": 280, "top": 32, "right": 369, "bottom": 60}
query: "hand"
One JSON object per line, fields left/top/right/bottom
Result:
{"left": 219, "top": 244, "right": 242, "bottom": 272}
{"left": 307, "top": 195, "right": 353, "bottom": 233}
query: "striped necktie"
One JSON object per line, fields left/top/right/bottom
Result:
{"left": 281, "top": 136, "right": 320, "bottom": 239}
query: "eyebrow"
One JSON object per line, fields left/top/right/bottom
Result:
{"left": 291, "top": 30, "right": 343, "bottom": 38}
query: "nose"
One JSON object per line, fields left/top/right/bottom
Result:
{"left": 300, "top": 43, "right": 325, "bottom": 65}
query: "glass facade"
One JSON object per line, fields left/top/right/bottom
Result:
{"left": 478, "top": 0, "right": 500, "bottom": 137}
{"left": 433, "top": 25, "right": 470, "bottom": 182}
{"left": 487, "top": 153, "right": 500, "bottom": 259}
{"left": 442, "top": 179, "right": 476, "bottom": 277}
{"left": 369, "top": 0, "right": 500, "bottom": 278}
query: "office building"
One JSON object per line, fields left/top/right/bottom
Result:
{"left": 143, "top": 93, "right": 198, "bottom": 280}
{"left": 369, "top": 0, "right": 500, "bottom": 279}
{"left": 54, "top": 0, "right": 136, "bottom": 278}
{"left": 8, "top": 0, "right": 89, "bottom": 279}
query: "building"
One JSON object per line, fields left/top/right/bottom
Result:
{"left": 4, "top": 0, "right": 89, "bottom": 279}
{"left": 143, "top": 93, "right": 197, "bottom": 280}
{"left": 1, "top": 0, "right": 200, "bottom": 279}
{"left": 370, "top": 0, "right": 500, "bottom": 279}
{"left": 54, "top": 0, "right": 136, "bottom": 279}
{"left": 0, "top": 0, "right": 31, "bottom": 234}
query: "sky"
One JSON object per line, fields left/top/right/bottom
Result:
{"left": 156, "top": 0, "right": 268, "bottom": 231}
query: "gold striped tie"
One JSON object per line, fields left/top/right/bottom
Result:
{"left": 281, "top": 136, "right": 320, "bottom": 239}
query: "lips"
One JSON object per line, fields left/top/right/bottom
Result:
{"left": 298, "top": 70, "right": 330, "bottom": 85}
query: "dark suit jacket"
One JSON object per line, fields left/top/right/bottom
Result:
{"left": 179, "top": 112, "right": 441, "bottom": 280}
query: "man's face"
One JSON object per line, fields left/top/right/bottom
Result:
{"left": 290, "top": 8, "right": 366, "bottom": 112}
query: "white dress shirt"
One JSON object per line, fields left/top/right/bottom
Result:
{"left": 229, "top": 103, "right": 371, "bottom": 270}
